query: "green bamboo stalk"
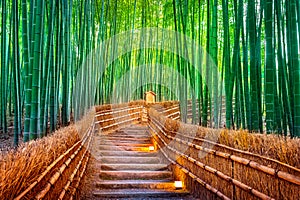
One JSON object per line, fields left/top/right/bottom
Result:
{"left": 264, "top": 0, "right": 275, "bottom": 133}
{"left": 50, "top": 0, "right": 61, "bottom": 132}
{"left": 30, "top": 0, "right": 45, "bottom": 140}
{"left": 29, "top": 0, "right": 36, "bottom": 81}
{"left": 40, "top": 0, "right": 56, "bottom": 136}
{"left": 202, "top": 0, "right": 211, "bottom": 127}
{"left": 211, "top": 0, "right": 218, "bottom": 128}
{"left": 12, "top": 0, "right": 21, "bottom": 146}
{"left": 22, "top": 0, "right": 32, "bottom": 142}
{"left": 197, "top": 0, "right": 204, "bottom": 126}
{"left": 222, "top": 0, "right": 232, "bottom": 129}
{"left": 232, "top": 0, "right": 243, "bottom": 129}
{"left": 288, "top": 0, "right": 300, "bottom": 136}
{"left": 172, "top": 0, "right": 183, "bottom": 121}
{"left": 62, "top": 0, "right": 71, "bottom": 126}
{"left": 1, "top": 0, "right": 8, "bottom": 134}
{"left": 256, "top": 4, "right": 264, "bottom": 133}
{"left": 189, "top": 0, "right": 197, "bottom": 124}
{"left": 179, "top": 0, "right": 188, "bottom": 123}
{"left": 241, "top": 9, "right": 251, "bottom": 130}
{"left": 248, "top": 0, "right": 259, "bottom": 132}
{"left": 59, "top": 0, "right": 65, "bottom": 122}
{"left": 276, "top": 0, "right": 292, "bottom": 135}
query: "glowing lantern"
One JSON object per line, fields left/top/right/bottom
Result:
{"left": 149, "top": 146, "right": 155, "bottom": 151}
{"left": 174, "top": 181, "right": 183, "bottom": 189}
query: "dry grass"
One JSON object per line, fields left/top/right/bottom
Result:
{"left": 150, "top": 106, "right": 300, "bottom": 168}
{"left": 0, "top": 109, "right": 95, "bottom": 200}
{"left": 0, "top": 126, "right": 79, "bottom": 199}
{"left": 75, "top": 109, "right": 95, "bottom": 138}
{"left": 149, "top": 106, "right": 300, "bottom": 199}
{"left": 218, "top": 129, "right": 300, "bottom": 168}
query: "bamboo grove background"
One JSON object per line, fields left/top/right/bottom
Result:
{"left": 0, "top": 0, "right": 299, "bottom": 146}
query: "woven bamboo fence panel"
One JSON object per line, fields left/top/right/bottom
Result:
{"left": 148, "top": 107, "right": 300, "bottom": 200}
{"left": 95, "top": 101, "right": 145, "bottom": 132}
{"left": 14, "top": 124, "right": 94, "bottom": 200}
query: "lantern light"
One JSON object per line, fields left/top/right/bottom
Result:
{"left": 174, "top": 181, "right": 183, "bottom": 189}
{"left": 149, "top": 146, "right": 155, "bottom": 151}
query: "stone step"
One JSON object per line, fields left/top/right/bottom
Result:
{"left": 122, "top": 130, "right": 148, "bottom": 133}
{"left": 99, "top": 170, "right": 172, "bottom": 180}
{"left": 100, "top": 136, "right": 151, "bottom": 141}
{"left": 121, "top": 128, "right": 148, "bottom": 133}
{"left": 88, "top": 124, "right": 194, "bottom": 199}
{"left": 93, "top": 189, "right": 190, "bottom": 199}
{"left": 104, "top": 129, "right": 149, "bottom": 132}
{"left": 99, "top": 136, "right": 151, "bottom": 142}
{"left": 97, "top": 150, "right": 157, "bottom": 157}
{"left": 120, "top": 127, "right": 148, "bottom": 130}
{"left": 96, "top": 180, "right": 176, "bottom": 190}
{"left": 99, "top": 156, "right": 160, "bottom": 164}
{"left": 109, "top": 130, "right": 150, "bottom": 136}
{"left": 99, "top": 142, "right": 152, "bottom": 147}
{"left": 99, "top": 163, "right": 168, "bottom": 171}
{"left": 98, "top": 144, "right": 151, "bottom": 151}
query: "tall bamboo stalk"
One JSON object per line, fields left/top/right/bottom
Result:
{"left": 1, "top": 0, "right": 8, "bottom": 134}
{"left": 30, "top": 0, "right": 45, "bottom": 140}
{"left": 12, "top": 0, "right": 21, "bottom": 146}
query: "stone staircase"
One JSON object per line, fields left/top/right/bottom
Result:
{"left": 92, "top": 124, "right": 193, "bottom": 199}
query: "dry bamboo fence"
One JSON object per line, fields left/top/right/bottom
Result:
{"left": 160, "top": 104, "right": 180, "bottom": 120}
{"left": 95, "top": 101, "right": 145, "bottom": 132}
{"left": 94, "top": 100, "right": 180, "bottom": 132}
{"left": 13, "top": 124, "right": 93, "bottom": 200}
{"left": 148, "top": 107, "right": 300, "bottom": 200}
{"left": 94, "top": 100, "right": 146, "bottom": 113}
{"left": 146, "top": 101, "right": 180, "bottom": 120}
{"left": 0, "top": 110, "right": 95, "bottom": 200}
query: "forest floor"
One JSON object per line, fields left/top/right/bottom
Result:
{"left": 0, "top": 127, "right": 21, "bottom": 153}
{"left": 0, "top": 115, "right": 66, "bottom": 154}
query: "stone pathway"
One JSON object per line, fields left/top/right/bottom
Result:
{"left": 82, "top": 123, "right": 194, "bottom": 199}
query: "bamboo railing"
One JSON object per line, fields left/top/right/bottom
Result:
{"left": 94, "top": 100, "right": 180, "bottom": 132}
{"left": 148, "top": 107, "right": 300, "bottom": 200}
{"left": 12, "top": 100, "right": 299, "bottom": 200}
{"left": 14, "top": 124, "right": 94, "bottom": 200}
{"left": 95, "top": 104, "right": 144, "bottom": 132}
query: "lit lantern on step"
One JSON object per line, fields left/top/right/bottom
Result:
{"left": 174, "top": 181, "right": 183, "bottom": 189}
{"left": 149, "top": 146, "right": 155, "bottom": 151}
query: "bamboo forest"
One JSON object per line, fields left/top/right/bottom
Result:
{"left": 1, "top": 0, "right": 299, "bottom": 144}
{"left": 0, "top": 0, "right": 300, "bottom": 199}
